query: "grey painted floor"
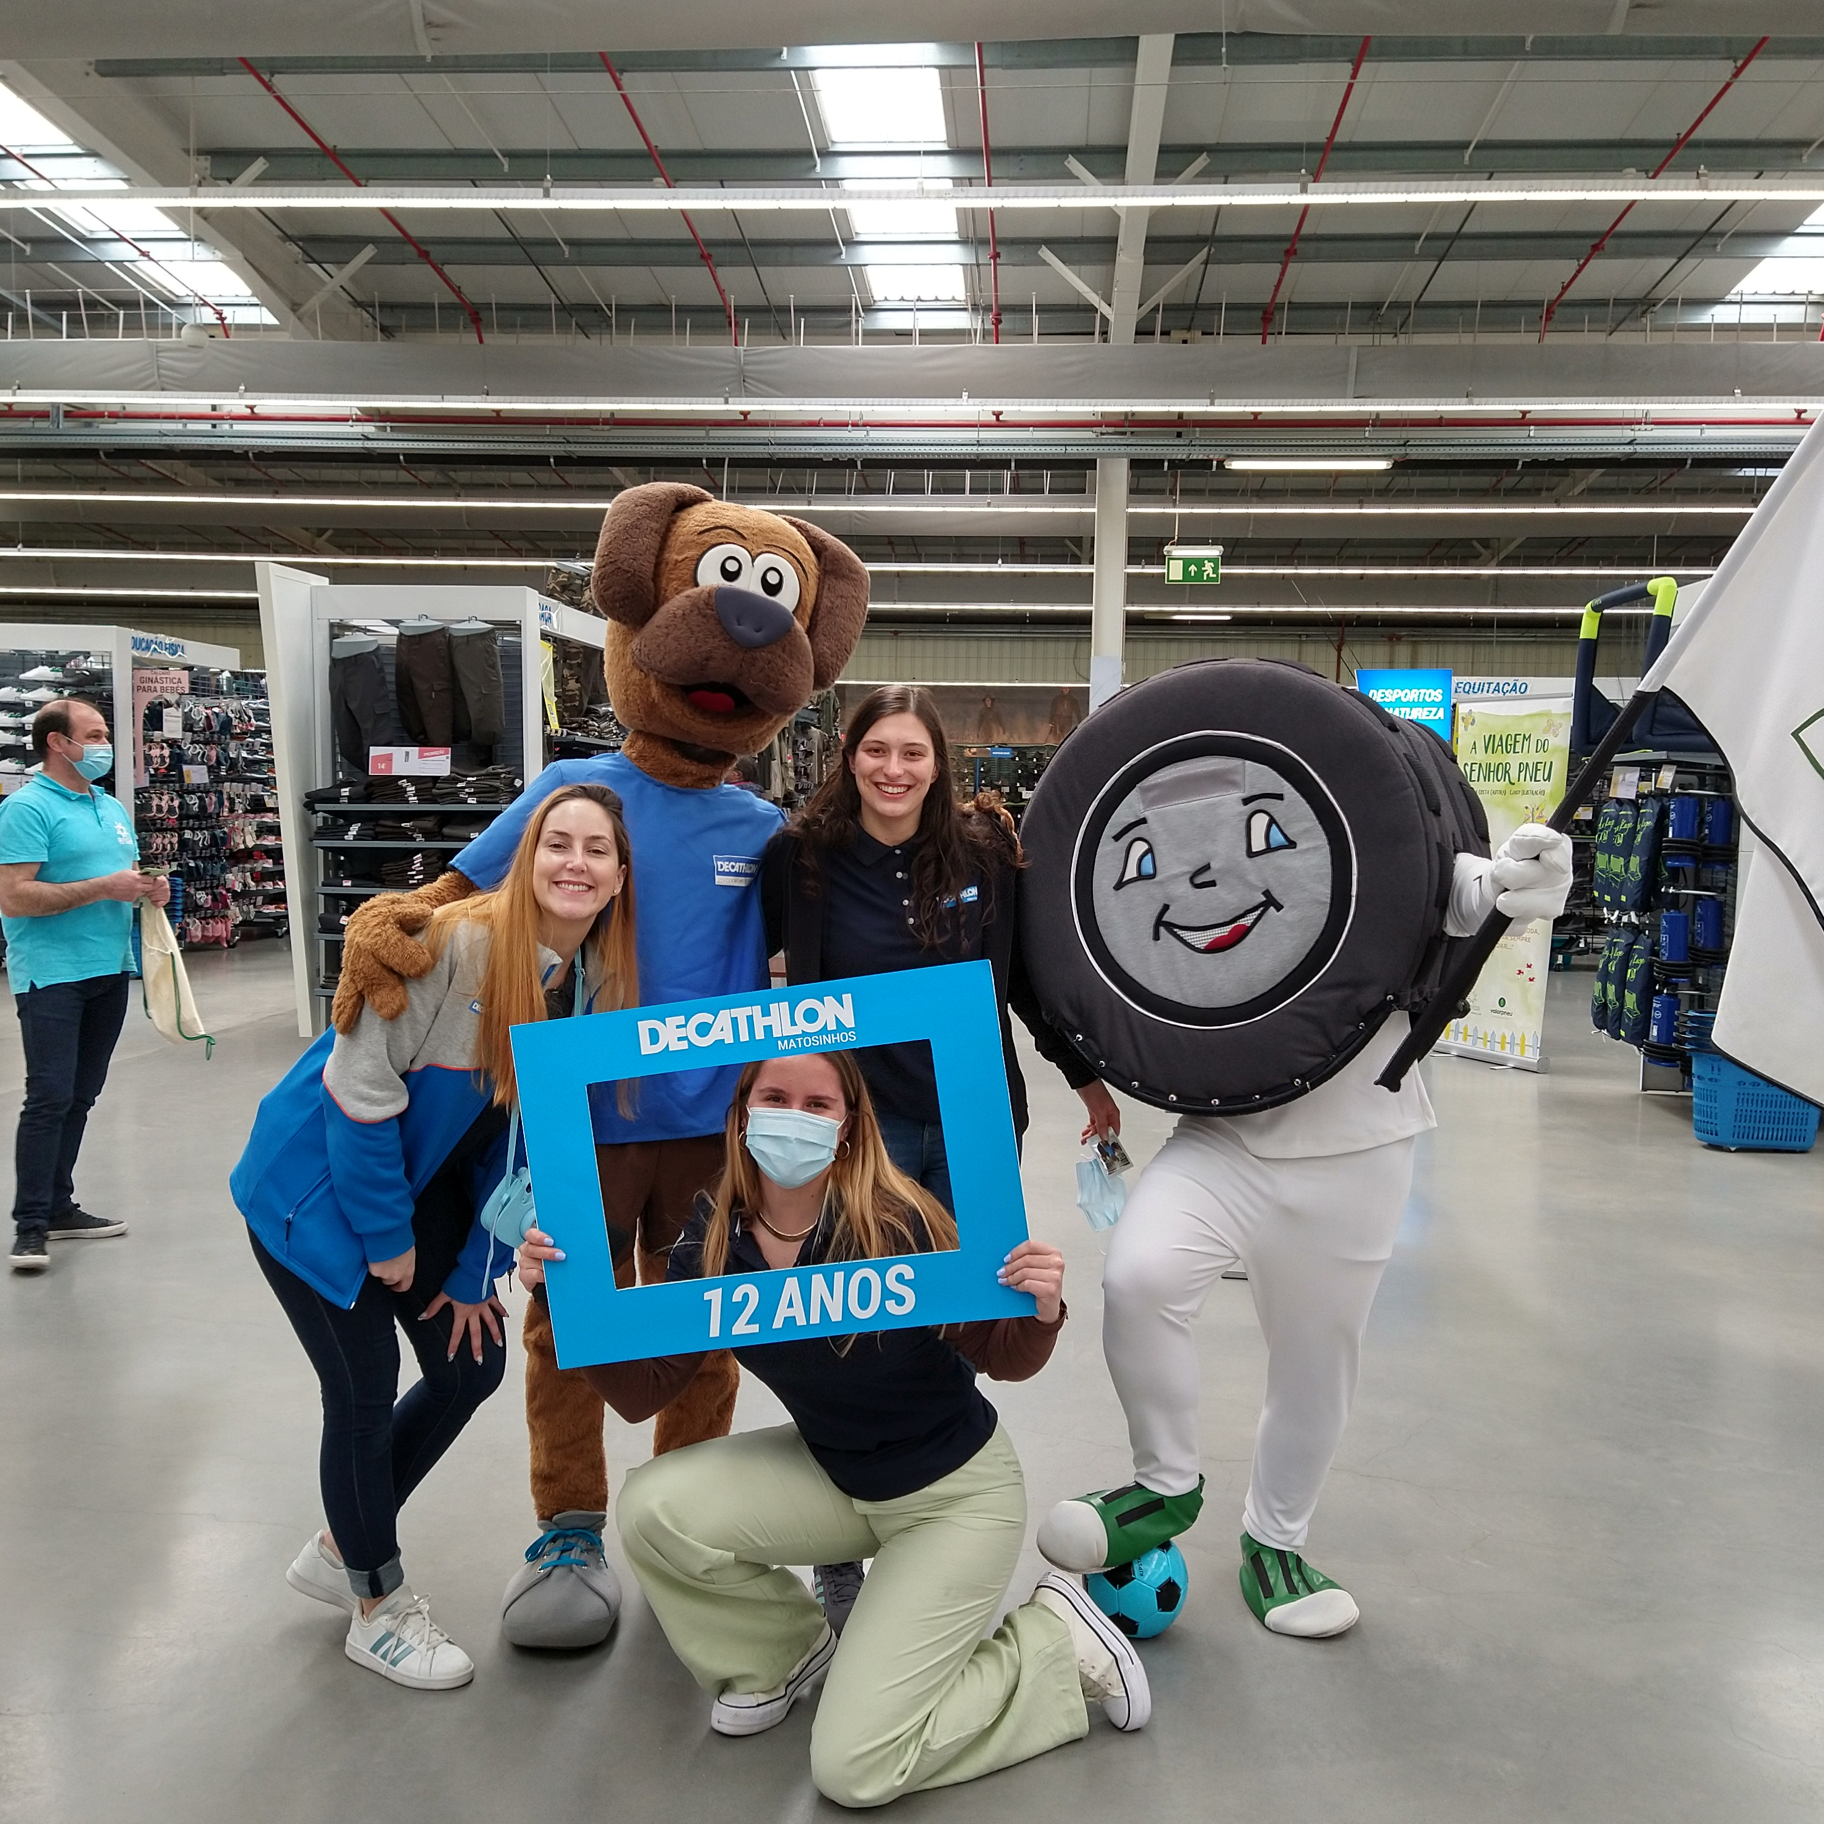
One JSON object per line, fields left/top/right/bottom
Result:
{"left": 2, "top": 949, "right": 1821, "bottom": 1821}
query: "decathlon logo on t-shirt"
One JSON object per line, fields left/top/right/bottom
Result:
{"left": 713, "top": 854, "right": 761, "bottom": 888}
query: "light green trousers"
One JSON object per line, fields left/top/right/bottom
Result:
{"left": 617, "top": 1421, "right": 1088, "bottom": 1808}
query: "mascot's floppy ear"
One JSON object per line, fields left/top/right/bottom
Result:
{"left": 780, "top": 514, "right": 871, "bottom": 689}
{"left": 591, "top": 482, "right": 713, "bottom": 626}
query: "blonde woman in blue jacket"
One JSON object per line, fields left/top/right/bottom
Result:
{"left": 231, "top": 784, "right": 637, "bottom": 1690}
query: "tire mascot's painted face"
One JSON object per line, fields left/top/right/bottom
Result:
{"left": 1074, "top": 736, "right": 1354, "bottom": 1027}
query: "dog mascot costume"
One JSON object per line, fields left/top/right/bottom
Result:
{"left": 333, "top": 484, "right": 869, "bottom": 1647}
{"left": 1019, "top": 659, "right": 1572, "bottom": 1637}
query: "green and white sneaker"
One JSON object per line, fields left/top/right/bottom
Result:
{"left": 1037, "top": 1477, "right": 1205, "bottom": 1574}
{"left": 1238, "top": 1532, "right": 1360, "bottom": 1638}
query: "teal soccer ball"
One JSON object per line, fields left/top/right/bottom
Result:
{"left": 1087, "top": 1541, "right": 1188, "bottom": 1639}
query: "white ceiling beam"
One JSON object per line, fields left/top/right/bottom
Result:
{"left": 1107, "top": 33, "right": 1174, "bottom": 345}
{"left": 1, "top": 59, "right": 370, "bottom": 339}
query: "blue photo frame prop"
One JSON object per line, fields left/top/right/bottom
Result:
{"left": 510, "top": 959, "right": 1033, "bottom": 1367}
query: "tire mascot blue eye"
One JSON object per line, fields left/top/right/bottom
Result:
{"left": 1247, "top": 809, "right": 1295, "bottom": 856}
{"left": 1116, "top": 837, "right": 1156, "bottom": 887}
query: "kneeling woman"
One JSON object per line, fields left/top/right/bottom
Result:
{"left": 516, "top": 1052, "right": 1149, "bottom": 1806}
{"left": 232, "top": 784, "right": 637, "bottom": 1690}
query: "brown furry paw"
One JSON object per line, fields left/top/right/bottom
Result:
{"left": 330, "top": 872, "right": 474, "bottom": 1033}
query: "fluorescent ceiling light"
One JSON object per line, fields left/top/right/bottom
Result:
{"left": 1162, "top": 543, "right": 1227, "bottom": 558}
{"left": 1167, "top": 612, "right": 1233, "bottom": 622}
{"left": 1226, "top": 457, "right": 1393, "bottom": 472}
{"left": 0, "top": 583, "right": 257, "bottom": 599}
{"left": 0, "top": 490, "right": 1753, "bottom": 520}
{"left": 0, "top": 550, "right": 1720, "bottom": 581}
{"left": 24, "top": 178, "right": 1824, "bottom": 214}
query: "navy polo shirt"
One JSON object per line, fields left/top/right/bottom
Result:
{"left": 820, "top": 831, "right": 983, "bottom": 1126}
{"left": 669, "top": 1206, "right": 997, "bottom": 1501}
{"left": 0, "top": 774, "right": 138, "bottom": 991}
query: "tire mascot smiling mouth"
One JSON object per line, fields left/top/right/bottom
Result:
{"left": 331, "top": 482, "right": 869, "bottom": 1652}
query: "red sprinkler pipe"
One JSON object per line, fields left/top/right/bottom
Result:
{"left": 1260, "top": 34, "right": 1370, "bottom": 343}
{"left": 599, "top": 53, "right": 737, "bottom": 345}
{"left": 1541, "top": 35, "right": 1768, "bottom": 340}
{"left": 239, "top": 58, "right": 485, "bottom": 342}
{"left": 975, "top": 41, "right": 1001, "bottom": 343}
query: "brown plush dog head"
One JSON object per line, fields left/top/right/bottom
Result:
{"left": 591, "top": 482, "right": 870, "bottom": 789}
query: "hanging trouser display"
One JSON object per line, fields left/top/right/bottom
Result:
{"left": 329, "top": 646, "right": 388, "bottom": 776}
{"left": 449, "top": 626, "right": 506, "bottom": 761}
{"left": 395, "top": 625, "right": 458, "bottom": 746}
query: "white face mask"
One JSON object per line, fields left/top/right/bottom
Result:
{"left": 743, "top": 1107, "right": 842, "bottom": 1189}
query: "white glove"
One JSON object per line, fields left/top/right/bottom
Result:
{"left": 1445, "top": 824, "right": 1574, "bottom": 935}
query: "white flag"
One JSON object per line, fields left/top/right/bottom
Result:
{"left": 1642, "top": 415, "right": 1824, "bottom": 1104}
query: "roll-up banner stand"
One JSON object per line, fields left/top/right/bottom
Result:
{"left": 1439, "top": 699, "right": 1574, "bottom": 1070}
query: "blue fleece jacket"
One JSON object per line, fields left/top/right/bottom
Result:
{"left": 231, "top": 922, "right": 592, "bottom": 1308}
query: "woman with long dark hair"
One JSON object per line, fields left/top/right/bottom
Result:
{"left": 513, "top": 1049, "right": 1147, "bottom": 1806}
{"left": 231, "top": 783, "right": 638, "bottom": 1689}
{"left": 763, "top": 685, "right": 1119, "bottom": 1213}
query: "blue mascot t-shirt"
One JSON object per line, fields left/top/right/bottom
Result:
{"left": 453, "top": 754, "right": 783, "bottom": 1143}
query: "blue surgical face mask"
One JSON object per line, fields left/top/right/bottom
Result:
{"left": 70, "top": 743, "right": 113, "bottom": 782}
{"left": 743, "top": 1106, "right": 842, "bottom": 1189}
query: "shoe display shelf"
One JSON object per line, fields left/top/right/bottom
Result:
{"left": 136, "top": 664, "right": 284, "bottom": 950}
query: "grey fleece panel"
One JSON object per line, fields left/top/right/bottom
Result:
{"left": 322, "top": 924, "right": 489, "bottom": 1124}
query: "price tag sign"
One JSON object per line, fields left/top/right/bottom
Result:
{"left": 1610, "top": 766, "right": 1641, "bottom": 800}
{"left": 182, "top": 764, "right": 209, "bottom": 785}
{"left": 1657, "top": 764, "right": 1678, "bottom": 789}
{"left": 368, "top": 746, "right": 452, "bottom": 777}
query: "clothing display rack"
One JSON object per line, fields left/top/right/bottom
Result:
{"left": 255, "top": 568, "right": 605, "bottom": 1039}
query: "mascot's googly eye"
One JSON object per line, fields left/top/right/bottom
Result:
{"left": 697, "top": 543, "right": 755, "bottom": 591}
{"left": 1246, "top": 809, "right": 1295, "bottom": 856}
{"left": 752, "top": 555, "right": 802, "bottom": 611}
{"left": 1115, "top": 835, "right": 1157, "bottom": 887}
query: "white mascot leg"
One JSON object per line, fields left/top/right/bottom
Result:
{"left": 1039, "top": 1121, "right": 1415, "bottom": 1639}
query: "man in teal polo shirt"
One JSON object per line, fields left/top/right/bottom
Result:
{"left": 0, "top": 699, "right": 168, "bottom": 1273}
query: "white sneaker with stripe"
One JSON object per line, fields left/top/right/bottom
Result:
{"left": 345, "top": 1590, "right": 475, "bottom": 1690}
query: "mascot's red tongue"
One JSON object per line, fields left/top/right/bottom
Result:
{"left": 1200, "top": 919, "right": 1254, "bottom": 954}
{"left": 685, "top": 687, "right": 738, "bottom": 715}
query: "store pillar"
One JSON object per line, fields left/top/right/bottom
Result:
{"left": 1091, "top": 456, "right": 1128, "bottom": 712}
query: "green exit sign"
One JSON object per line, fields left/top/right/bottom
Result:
{"left": 1164, "top": 544, "right": 1224, "bottom": 584}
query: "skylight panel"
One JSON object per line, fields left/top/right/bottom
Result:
{"left": 867, "top": 265, "right": 967, "bottom": 303}
{"left": 1728, "top": 204, "right": 1824, "bottom": 298}
{"left": 0, "top": 79, "right": 269, "bottom": 322}
{"left": 813, "top": 62, "right": 966, "bottom": 318}
{"left": 811, "top": 66, "right": 947, "bottom": 146}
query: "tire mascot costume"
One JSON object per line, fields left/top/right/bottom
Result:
{"left": 1020, "top": 659, "right": 1571, "bottom": 1637}
{"left": 332, "top": 484, "right": 869, "bottom": 1648}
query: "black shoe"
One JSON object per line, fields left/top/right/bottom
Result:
{"left": 813, "top": 1561, "right": 866, "bottom": 1636}
{"left": 46, "top": 1207, "right": 127, "bottom": 1241}
{"left": 9, "top": 1232, "right": 49, "bottom": 1272}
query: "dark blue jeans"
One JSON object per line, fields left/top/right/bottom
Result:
{"left": 250, "top": 1230, "right": 506, "bottom": 1599}
{"left": 12, "top": 972, "right": 130, "bottom": 1237}
{"left": 876, "top": 1114, "right": 955, "bottom": 1215}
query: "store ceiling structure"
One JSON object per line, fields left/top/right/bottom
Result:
{"left": 1, "top": 5, "right": 1822, "bottom": 663}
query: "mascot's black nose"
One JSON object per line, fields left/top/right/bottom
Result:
{"left": 714, "top": 586, "right": 797, "bottom": 650}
